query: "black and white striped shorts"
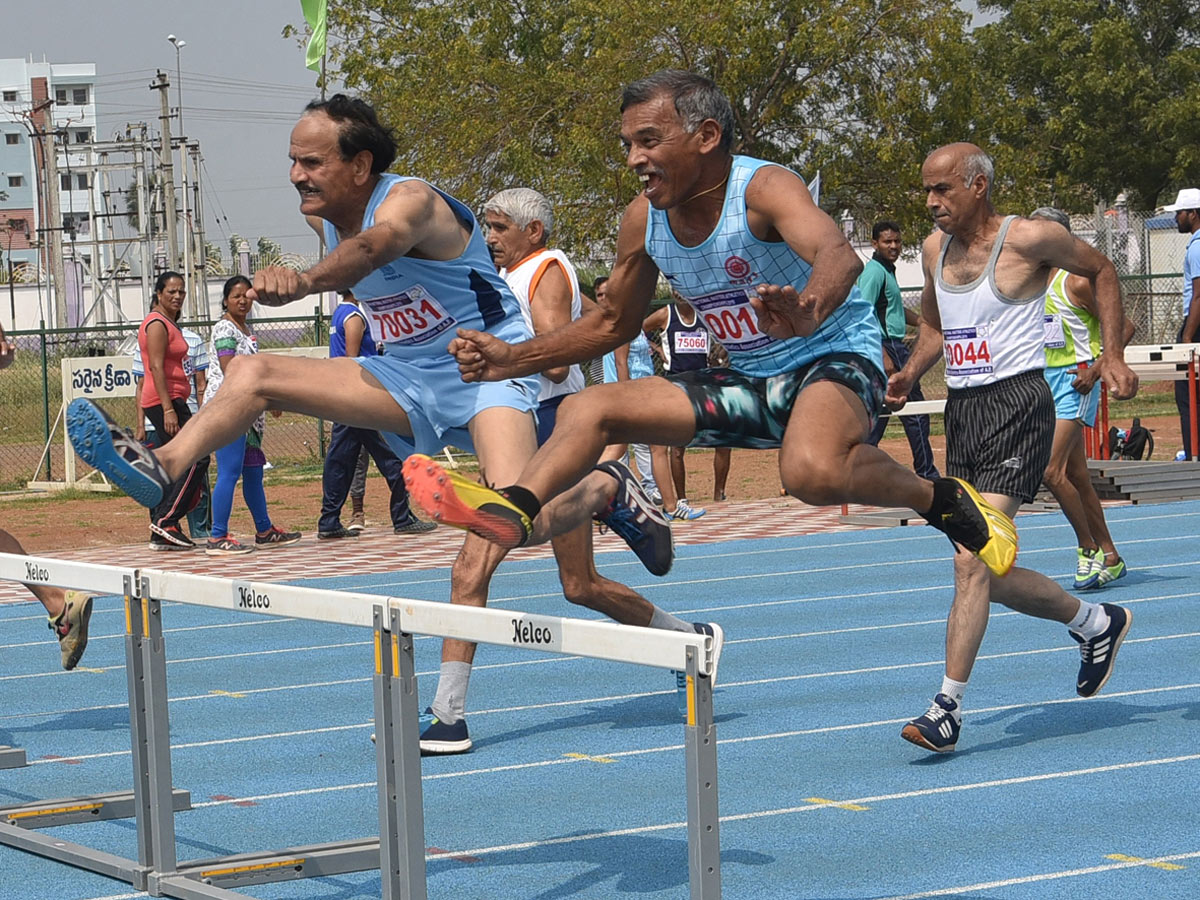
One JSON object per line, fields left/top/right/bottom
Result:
{"left": 945, "top": 369, "right": 1054, "bottom": 503}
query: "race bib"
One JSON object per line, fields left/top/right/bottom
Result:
{"left": 673, "top": 329, "right": 708, "bottom": 355}
{"left": 687, "top": 289, "right": 771, "bottom": 352}
{"left": 362, "top": 285, "right": 456, "bottom": 346}
{"left": 1043, "top": 313, "right": 1065, "bottom": 349}
{"left": 943, "top": 326, "right": 993, "bottom": 377}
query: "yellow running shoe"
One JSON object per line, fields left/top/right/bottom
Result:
{"left": 927, "top": 477, "right": 1018, "bottom": 577}
{"left": 402, "top": 454, "right": 532, "bottom": 548}
{"left": 49, "top": 591, "right": 93, "bottom": 671}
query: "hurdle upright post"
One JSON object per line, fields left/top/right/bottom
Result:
{"left": 373, "top": 604, "right": 428, "bottom": 900}
{"left": 135, "top": 580, "right": 181, "bottom": 893}
{"left": 1189, "top": 349, "right": 1198, "bottom": 461}
{"left": 684, "top": 644, "right": 721, "bottom": 899}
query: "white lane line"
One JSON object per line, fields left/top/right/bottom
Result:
{"left": 0, "top": 617, "right": 284, "bottom": 651}
{"left": 0, "top": 640, "right": 371, "bottom": 682}
{"left": 878, "top": 849, "right": 1200, "bottom": 899}
{"left": 6, "top": 624, "right": 1198, "bottom": 725}
{"left": 50, "top": 680, "right": 1199, "bottom": 778}
{"left": 423, "top": 754, "right": 1200, "bottom": 864}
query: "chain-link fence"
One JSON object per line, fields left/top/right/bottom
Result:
{"left": 0, "top": 313, "right": 330, "bottom": 491}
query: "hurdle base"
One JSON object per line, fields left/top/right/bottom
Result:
{"left": 170, "top": 837, "right": 382, "bottom": 891}
{"left": 0, "top": 821, "right": 146, "bottom": 884}
{"left": 0, "top": 745, "right": 27, "bottom": 769}
{"left": 1, "top": 788, "right": 192, "bottom": 829}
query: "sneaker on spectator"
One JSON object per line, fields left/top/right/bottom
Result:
{"left": 255, "top": 526, "right": 302, "bottom": 549}
{"left": 671, "top": 499, "right": 707, "bottom": 521}
{"left": 901, "top": 693, "right": 961, "bottom": 753}
{"left": 317, "top": 525, "right": 359, "bottom": 540}
{"left": 348, "top": 510, "right": 366, "bottom": 532}
{"left": 394, "top": 515, "right": 437, "bottom": 535}
{"left": 206, "top": 536, "right": 255, "bottom": 556}
{"left": 150, "top": 523, "right": 195, "bottom": 550}
{"left": 49, "top": 591, "right": 93, "bottom": 670}
{"left": 418, "top": 707, "right": 472, "bottom": 755}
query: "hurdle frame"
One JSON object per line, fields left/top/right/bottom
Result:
{"left": 0, "top": 554, "right": 722, "bottom": 899}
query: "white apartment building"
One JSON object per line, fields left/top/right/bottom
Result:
{"left": 0, "top": 56, "right": 108, "bottom": 277}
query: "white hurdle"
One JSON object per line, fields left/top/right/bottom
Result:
{"left": 0, "top": 552, "right": 722, "bottom": 900}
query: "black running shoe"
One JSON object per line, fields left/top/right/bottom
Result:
{"left": 594, "top": 460, "right": 674, "bottom": 576}
{"left": 901, "top": 693, "right": 961, "bottom": 753}
{"left": 1073, "top": 603, "right": 1132, "bottom": 697}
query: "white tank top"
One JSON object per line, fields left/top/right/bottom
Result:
{"left": 501, "top": 248, "right": 585, "bottom": 402}
{"left": 935, "top": 215, "right": 1047, "bottom": 389}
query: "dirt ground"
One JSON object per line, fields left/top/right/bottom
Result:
{"left": 1, "top": 412, "right": 1185, "bottom": 553}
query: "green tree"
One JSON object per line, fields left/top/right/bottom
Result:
{"left": 325, "top": 0, "right": 974, "bottom": 252}
{"left": 972, "top": 0, "right": 1200, "bottom": 210}
{"left": 257, "top": 236, "right": 283, "bottom": 266}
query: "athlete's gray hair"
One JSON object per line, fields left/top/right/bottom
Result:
{"left": 962, "top": 149, "right": 995, "bottom": 200}
{"left": 621, "top": 70, "right": 735, "bottom": 153}
{"left": 482, "top": 188, "right": 554, "bottom": 240}
{"left": 1029, "top": 206, "right": 1072, "bottom": 232}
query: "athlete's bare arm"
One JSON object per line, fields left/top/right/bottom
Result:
{"left": 248, "top": 181, "right": 467, "bottom": 306}
{"left": 527, "top": 261, "right": 574, "bottom": 384}
{"left": 745, "top": 165, "right": 863, "bottom": 339}
{"left": 1064, "top": 272, "right": 1136, "bottom": 391}
{"left": 450, "top": 195, "right": 660, "bottom": 382}
{"left": 1015, "top": 218, "right": 1137, "bottom": 399}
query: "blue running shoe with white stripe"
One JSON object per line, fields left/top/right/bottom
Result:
{"left": 594, "top": 460, "right": 674, "bottom": 576}
{"left": 66, "top": 398, "right": 170, "bottom": 508}
{"left": 901, "top": 693, "right": 961, "bottom": 753}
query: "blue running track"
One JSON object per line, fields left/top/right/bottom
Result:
{"left": 1, "top": 501, "right": 1198, "bottom": 899}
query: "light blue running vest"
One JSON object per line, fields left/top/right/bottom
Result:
{"left": 323, "top": 174, "right": 531, "bottom": 360}
{"left": 644, "top": 156, "right": 882, "bottom": 378}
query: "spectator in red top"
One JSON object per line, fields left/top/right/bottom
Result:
{"left": 139, "top": 271, "right": 210, "bottom": 550}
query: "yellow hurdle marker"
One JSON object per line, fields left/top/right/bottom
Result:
{"left": 805, "top": 797, "right": 870, "bottom": 812}
{"left": 563, "top": 752, "right": 617, "bottom": 764}
{"left": 208, "top": 689, "right": 246, "bottom": 699}
{"left": 1107, "top": 853, "right": 1186, "bottom": 871}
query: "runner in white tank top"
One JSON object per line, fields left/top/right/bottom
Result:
{"left": 886, "top": 142, "right": 1138, "bottom": 754}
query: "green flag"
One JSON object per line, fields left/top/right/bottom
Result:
{"left": 301, "top": 0, "right": 327, "bottom": 73}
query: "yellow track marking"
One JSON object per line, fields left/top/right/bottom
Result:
{"left": 804, "top": 797, "right": 869, "bottom": 811}
{"left": 563, "top": 752, "right": 616, "bottom": 764}
{"left": 1106, "top": 853, "right": 1185, "bottom": 871}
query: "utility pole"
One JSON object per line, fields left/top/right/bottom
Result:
{"left": 190, "top": 142, "right": 210, "bottom": 318}
{"left": 151, "top": 71, "right": 179, "bottom": 272}
{"left": 35, "top": 102, "right": 68, "bottom": 329}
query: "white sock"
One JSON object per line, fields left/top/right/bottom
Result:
{"left": 649, "top": 605, "right": 693, "bottom": 633}
{"left": 1068, "top": 600, "right": 1110, "bottom": 640}
{"left": 940, "top": 676, "right": 968, "bottom": 711}
{"left": 431, "top": 661, "right": 471, "bottom": 723}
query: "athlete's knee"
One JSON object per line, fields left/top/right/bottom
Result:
{"left": 779, "top": 447, "right": 849, "bottom": 505}
{"left": 223, "top": 353, "right": 271, "bottom": 391}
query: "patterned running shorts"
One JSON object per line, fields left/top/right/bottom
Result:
{"left": 668, "top": 352, "right": 886, "bottom": 449}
